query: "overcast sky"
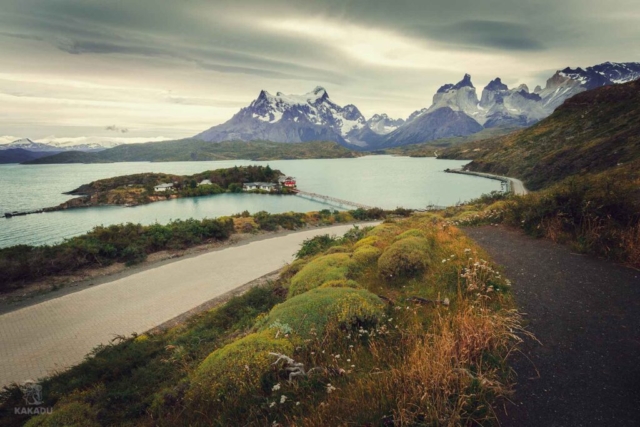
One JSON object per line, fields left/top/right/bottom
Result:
{"left": 1, "top": 0, "right": 638, "bottom": 144}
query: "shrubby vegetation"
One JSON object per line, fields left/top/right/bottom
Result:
{"left": 2, "top": 214, "right": 524, "bottom": 427}
{"left": 444, "top": 168, "right": 640, "bottom": 268}
{"left": 0, "top": 209, "right": 387, "bottom": 293}
{"left": 61, "top": 165, "right": 284, "bottom": 209}
{"left": 259, "top": 287, "right": 384, "bottom": 338}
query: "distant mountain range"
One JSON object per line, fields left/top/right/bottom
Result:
{"left": 7, "top": 61, "right": 640, "bottom": 162}
{"left": 439, "top": 78, "right": 640, "bottom": 190}
{"left": 0, "top": 138, "right": 123, "bottom": 153}
{"left": 195, "top": 61, "right": 640, "bottom": 149}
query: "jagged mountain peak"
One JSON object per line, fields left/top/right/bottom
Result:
{"left": 366, "top": 113, "right": 405, "bottom": 135}
{"left": 484, "top": 78, "right": 508, "bottom": 92}
{"left": 437, "top": 74, "right": 475, "bottom": 93}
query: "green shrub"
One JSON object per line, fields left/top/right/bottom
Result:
{"left": 367, "top": 223, "right": 401, "bottom": 239}
{"left": 393, "top": 229, "right": 426, "bottom": 241}
{"left": 325, "top": 245, "right": 351, "bottom": 254}
{"left": 352, "top": 245, "right": 382, "bottom": 267}
{"left": 259, "top": 287, "right": 384, "bottom": 338}
{"left": 289, "top": 253, "right": 355, "bottom": 297}
{"left": 296, "top": 234, "right": 341, "bottom": 258}
{"left": 378, "top": 237, "right": 432, "bottom": 281}
{"left": 186, "top": 329, "right": 293, "bottom": 422}
{"left": 25, "top": 402, "right": 99, "bottom": 427}
{"left": 319, "top": 279, "right": 362, "bottom": 289}
{"left": 353, "top": 236, "right": 379, "bottom": 249}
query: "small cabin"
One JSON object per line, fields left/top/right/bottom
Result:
{"left": 243, "top": 182, "right": 277, "bottom": 192}
{"left": 279, "top": 176, "right": 297, "bottom": 188}
{"left": 198, "top": 179, "right": 212, "bottom": 186}
{"left": 154, "top": 183, "right": 174, "bottom": 192}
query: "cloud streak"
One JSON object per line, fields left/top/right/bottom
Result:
{"left": 0, "top": 0, "right": 638, "bottom": 141}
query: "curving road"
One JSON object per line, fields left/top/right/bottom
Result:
{"left": 445, "top": 169, "right": 529, "bottom": 195}
{"left": 0, "top": 223, "right": 378, "bottom": 388}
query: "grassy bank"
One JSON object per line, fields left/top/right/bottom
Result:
{"left": 0, "top": 208, "right": 390, "bottom": 293}
{"left": 0, "top": 215, "right": 525, "bottom": 427}
{"left": 440, "top": 167, "right": 640, "bottom": 268}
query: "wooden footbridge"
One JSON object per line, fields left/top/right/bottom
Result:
{"left": 293, "top": 189, "right": 376, "bottom": 210}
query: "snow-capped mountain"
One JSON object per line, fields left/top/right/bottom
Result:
{"left": 0, "top": 138, "right": 63, "bottom": 152}
{"left": 193, "top": 61, "right": 640, "bottom": 149}
{"left": 196, "top": 87, "right": 368, "bottom": 146}
{"left": 365, "top": 114, "right": 405, "bottom": 135}
{"left": 535, "top": 62, "right": 640, "bottom": 110}
{"left": 0, "top": 138, "right": 122, "bottom": 152}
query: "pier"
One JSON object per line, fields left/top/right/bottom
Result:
{"left": 293, "top": 189, "right": 376, "bottom": 210}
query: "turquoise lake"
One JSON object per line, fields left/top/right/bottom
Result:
{"left": 0, "top": 156, "right": 500, "bottom": 247}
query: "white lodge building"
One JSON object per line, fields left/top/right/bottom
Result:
{"left": 154, "top": 183, "right": 174, "bottom": 192}
{"left": 242, "top": 182, "right": 277, "bottom": 192}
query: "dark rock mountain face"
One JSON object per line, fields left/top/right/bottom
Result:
{"left": 193, "top": 62, "right": 640, "bottom": 149}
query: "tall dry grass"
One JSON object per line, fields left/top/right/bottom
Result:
{"left": 298, "top": 259, "right": 529, "bottom": 426}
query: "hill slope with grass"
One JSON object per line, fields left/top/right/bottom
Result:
{"left": 24, "top": 140, "right": 361, "bottom": 164}
{"left": 1, "top": 216, "right": 525, "bottom": 427}
{"left": 440, "top": 80, "right": 640, "bottom": 190}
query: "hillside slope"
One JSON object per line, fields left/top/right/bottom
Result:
{"left": 0, "top": 148, "right": 58, "bottom": 164}
{"left": 440, "top": 80, "right": 640, "bottom": 190}
{"left": 25, "top": 140, "right": 361, "bottom": 164}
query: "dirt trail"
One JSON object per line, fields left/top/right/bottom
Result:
{"left": 464, "top": 226, "right": 640, "bottom": 427}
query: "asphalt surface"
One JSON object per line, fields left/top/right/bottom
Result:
{"left": 464, "top": 226, "right": 640, "bottom": 427}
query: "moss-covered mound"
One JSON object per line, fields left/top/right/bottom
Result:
{"left": 378, "top": 237, "right": 432, "bottom": 280}
{"left": 187, "top": 329, "right": 293, "bottom": 417}
{"left": 393, "top": 229, "right": 427, "bottom": 241}
{"left": 289, "top": 253, "right": 355, "bottom": 297}
{"left": 352, "top": 245, "right": 382, "bottom": 266}
{"left": 366, "top": 223, "right": 401, "bottom": 239}
{"left": 319, "top": 279, "right": 362, "bottom": 289}
{"left": 25, "top": 402, "right": 99, "bottom": 427}
{"left": 260, "top": 287, "right": 384, "bottom": 339}
{"left": 353, "top": 236, "right": 380, "bottom": 249}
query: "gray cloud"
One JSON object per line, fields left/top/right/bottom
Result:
{"left": 408, "top": 20, "right": 544, "bottom": 51}
{"left": 0, "top": 0, "right": 638, "bottom": 139}
{"left": 105, "top": 125, "right": 129, "bottom": 133}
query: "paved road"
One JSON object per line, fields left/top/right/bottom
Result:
{"left": 0, "top": 223, "right": 376, "bottom": 387}
{"left": 445, "top": 169, "right": 529, "bottom": 195}
{"left": 464, "top": 226, "right": 640, "bottom": 427}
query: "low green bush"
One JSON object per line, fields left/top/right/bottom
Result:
{"left": 378, "top": 237, "right": 432, "bottom": 281}
{"left": 186, "top": 328, "right": 293, "bottom": 423}
{"left": 393, "top": 229, "right": 427, "bottom": 241}
{"left": 352, "top": 245, "right": 382, "bottom": 267}
{"left": 288, "top": 253, "right": 355, "bottom": 297}
{"left": 296, "top": 234, "right": 341, "bottom": 258}
{"left": 319, "top": 279, "right": 362, "bottom": 289}
{"left": 259, "top": 287, "right": 384, "bottom": 339}
{"left": 353, "top": 236, "right": 379, "bottom": 249}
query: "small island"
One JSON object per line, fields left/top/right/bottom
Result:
{"left": 3, "top": 166, "right": 294, "bottom": 218}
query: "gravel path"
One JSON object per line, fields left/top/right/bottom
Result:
{"left": 0, "top": 222, "right": 377, "bottom": 388}
{"left": 464, "top": 226, "right": 640, "bottom": 426}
